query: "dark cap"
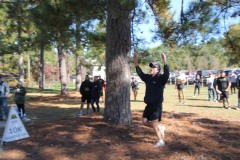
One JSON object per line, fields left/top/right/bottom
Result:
{"left": 149, "top": 63, "right": 160, "bottom": 70}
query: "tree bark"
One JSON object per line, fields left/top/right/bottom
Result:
{"left": 104, "top": 0, "right": 133, "bottom": 125}
{"left": 75, "top": 54, "right": 82, "bottom": 91}
{"left": 27, "top": 52, "right": 31, "bottom": 84}
{"left": 39, "top": 41, "right": 44, "bottom": 90}
{"left": 19, "top": 53, "right": 24, "bottom": 82}
{"left": 58, "top": 45, "right": 68, "bottom": 95}
{"left": 75, "top": 20, "right": 82, "bottom": 91}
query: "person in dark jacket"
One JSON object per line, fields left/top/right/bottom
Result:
{"left": 91, "top": 76, "right": 101, "bottom": 112}
{"left": 134, "top": 53, "right": 169, "bottom": 148}
{"left": 216, "top": 70, "right": 231, "bottom": 109}
{"left": 77, "top": 75, "right": 92, "bottom": 116}
{"left": 14, "top": 81, "right": 30, "bottom": 121}
{"left": 97, "top": 75, "right": 105, "bottom": 103}
{"left": 193, "top": 74, "right": 201, "bottom": 97}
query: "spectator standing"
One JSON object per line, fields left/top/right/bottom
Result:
{"left": 214, "top": 72, "right": 221, "bottom": 101}
{"left": 0, "top": 76, "right": 10, "bottom": 121}
{"left": 77, "top": 75, "right": 92, "bottom": 116}
{"left": 175, "top": 71, "right": 186, "bottom": 104}
{"left": 97, "top": 75, "right": 105, "bottom": 103}
{"left": 14, "top": 81, "right": 30, "bottom": 121}
{"left": 236, "top": 74, "right": 240, "bottom": 110}
{"left": 229, "top": 72, "right": 237, "bottom": 95}
{"left": 216, "top": 70, "right": 231, "bottom": 109}
{"left": 91, "top": 76, "right": 101, "bottom": 112}
{"left": 131, "top": 77, "right": 139, "bottom": 101}
{"left": 193, "top": 74, "right": 201, "bottom": 97}
{"left": 206, "top": 73, "right": 216, "bottom": 101}
{"left": 134, "top": 53, "right": 169, "bottom": 148}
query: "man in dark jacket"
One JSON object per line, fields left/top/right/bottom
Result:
{"left": 97, "top": 75, "right": 105, "bottom": 103}
{"left": 91, "top": 76, "right": 101, "bottom": 112}
{"left": 134, "top": 53, "right": 169, "bottom": 148}
{"left": 216, "top": 70, "right": 231, "bottom": 109}
{"left": 77, "top": 75, "right": 92, "bottom": 116}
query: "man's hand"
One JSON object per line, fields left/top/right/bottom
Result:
{"left": 134, "top": 54, "right": 139, "bottom": 66}
{"left": 161, "top": 53, "right": 167, "bottom": 65}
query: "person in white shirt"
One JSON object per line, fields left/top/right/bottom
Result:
{"left": 175, "top": 71, "right": 186, "bottom": 104}
{"left": 206, "top": 73, "right": 216, "bottom": 101}
{"left": 229, "top": 72, "right": 237, "bottom": 94}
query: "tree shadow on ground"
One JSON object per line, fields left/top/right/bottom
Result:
{"left": 1, "top": 95, "right": 240, "bottom": 160}
{"left": 185, "top": 105, "right": 222, "bottom": 109}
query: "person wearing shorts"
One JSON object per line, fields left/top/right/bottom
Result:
{"left": 134, "top": 53, "right": 169, "bottom": 148}
{"left": 131, "top": 77, "right": 139, "bottom": 101}
{"left": 77, "top": 75, "right": 92, "bottom": 116}
{"left": 216, "top": 70, "right": 231, "bottom": 109}
{"left": 175, "top": 71, "right": 186, "bottom": 104}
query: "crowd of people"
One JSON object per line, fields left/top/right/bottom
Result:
{"left": 76, "top": 75, "right": 105, "bottom": 116}
{"left": 0, "top": 63, "right": 239, "bottom": 149}
{"left": 174, "top": 70, "right": 240, "bottom": 110}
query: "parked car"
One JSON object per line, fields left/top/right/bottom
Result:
{"left": 224, "top": 68, "right": 240, "bottom": 76}
{"left": 196, "top": 70, "right": 212, "bottom": 85}
{"left": 185, "top": 71, "right": 196, "bottom": 85}
{"left": 168, "top": 72, "right": 179, "bottom": 84}
{"left": 234, "top": 68, "right": 240, "bottom": 75}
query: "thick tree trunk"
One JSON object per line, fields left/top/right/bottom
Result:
{"left": 104, "top": 0, "right": 133, "bottom": 125}
{"left": 58, "top": 46, "right": 68, "bottom": 94}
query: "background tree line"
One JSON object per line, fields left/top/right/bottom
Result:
{"left": 0, "top": 0, "right": 239, "bottom": 124}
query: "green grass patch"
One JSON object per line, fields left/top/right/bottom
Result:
{"left": 131, "top": 83, "right": 240, "bottom": 121}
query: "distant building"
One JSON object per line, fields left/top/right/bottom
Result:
{"left": 93, "top": 65, "right": 106, "bottom": 80}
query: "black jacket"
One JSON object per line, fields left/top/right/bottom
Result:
{"left": 80, "top": 80, "right": 92, "bottom": 96}
{"left": 136, "top": 65, "right": 169, "bottom": 105}
{"left": 91, "top": 81, "right": 101, "bottom": 98}
{"left": 237, "top": 75, "right": 240, "bottom": 89}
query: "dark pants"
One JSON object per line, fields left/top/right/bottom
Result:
{"left": 17, "top": 103, "right": 25, "bottom": 118}
{"left": 194, "top": 86, "right": 200, "bottom": 95}
{"left": 91, "top": 97, "right": 100, "bottom": 112}
{"left": 231, "top": 83, "right": 237, "bottom": 94}
{"left": 0, "top": 97, "right": 9, "bottom": 119}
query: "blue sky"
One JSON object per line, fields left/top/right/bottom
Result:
{"left": 136, "top": 0, "right": 190, "bottom": 48}
{"left": 136, "top": 0, "right": 239, "bottom": 49}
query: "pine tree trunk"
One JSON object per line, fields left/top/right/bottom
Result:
{"left": 75, "top": 54, "right": 82, "bottom": 91}
{"left": 75, "top": 20, "right": 82, "bottom": 91}
{"left": 27, "top": 52, "right": 31, "bottom": 84}
{"left": 58, "top": 46, "right": 68, "bottom": 95}
{"left": 19, "top": 53, "right": 24, "bottom": 83}
{"left": 39, "top": 41, "right": 44, "bottom": 90}
{"left": 104, "top": 0, "right": 133, "bottom": 125}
